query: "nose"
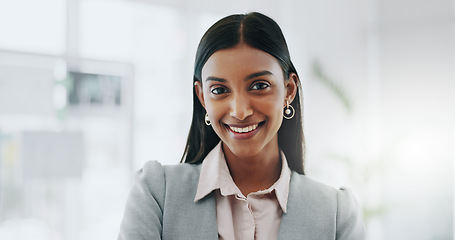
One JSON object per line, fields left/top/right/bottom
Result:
{"left": 229, "top": 93, "right": 253, "bottom": 120}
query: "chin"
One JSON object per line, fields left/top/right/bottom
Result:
{"left": 223, "top": 141, "right": 263, "bottom": 158}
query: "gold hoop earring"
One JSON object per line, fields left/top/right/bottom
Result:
{"left": 205, "top": 113, "right": 211, "bottom": 126}
{"left": 283, "top": 100, "right": 295, "bottom": 120}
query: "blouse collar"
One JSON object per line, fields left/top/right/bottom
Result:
{"left": 194, "top": 141, "right": 291, "bottom": 213}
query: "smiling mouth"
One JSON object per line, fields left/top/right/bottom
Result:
{"left": 226, "top": 121, "right": 265, "bottom": 134}
{"left": 228, "top": 124, "right": 258, "bottom": 133}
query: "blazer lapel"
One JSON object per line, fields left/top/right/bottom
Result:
{"left": 163, "top": 191, "right": 218, "bottom": 240}
{"left": 277, "top": 173, "right": 336, "bottom": 240}
{"left": 277, "top": 172, "right": 307, "bottom": 240}
{"left": 162, "top": 164, "right": 218, "bottom": 240}
{"left": 191, "top": 191, "right": 218, "bottom": 239}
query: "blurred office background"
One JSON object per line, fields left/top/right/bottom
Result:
{"left": 0, "top": 0, "right": 453, "bottom": 239}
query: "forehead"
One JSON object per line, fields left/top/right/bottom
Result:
{"left": 201, "top": 44, "right": 283, "bottom": 79}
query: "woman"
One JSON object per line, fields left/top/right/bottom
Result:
{"left": 118, "top": 12, "right": 366, "bottom": 240}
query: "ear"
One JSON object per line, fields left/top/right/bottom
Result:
{"left": 194, "top": 81, "right": 206, "bottom": 109}
{"left": 284, "top": 73, "right": 299, "bottom": 105}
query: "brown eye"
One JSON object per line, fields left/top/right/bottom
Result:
{"left": 211, "top": 87, "right": 228, "bottom": 95}
{"left": 251, "top": 82, "right": 270, "bottom": 90}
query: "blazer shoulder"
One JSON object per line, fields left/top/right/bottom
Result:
{"left": 282, "top": 173, "right": 366, "bottom": 240}
{"left": 290, "top": 173, "right": 338, "bottom": 200}
{"left": 140, "top": 160, "right": 202, "bottom": 184}
{"left": 288, "top": 173, "right": 366, "bottom": 239}
{"left": 118, "top": 160, "right": 166, "bottom": 240}
{"left": 289, "top": 173, "right": 364, "bottom": 213}
{"left": 162, "top": 162, "right": 202, "bottom": 185}
{"left": 128, "top": 160, "right": 202, "bottom": 204}
{"left": 336, "top": 187, "right": 367, "bottom": 239}
{"left": 162, "top": 161, "right": 201, "bottom": 176}
{"left": 158, "top": 162, "right": 218, "bottom": 239}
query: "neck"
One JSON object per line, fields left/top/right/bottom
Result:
{"left": 222, "top": 139, "right": 282, "bottom": 196}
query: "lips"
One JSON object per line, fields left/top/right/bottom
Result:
{"left": 225, "top": 122, "right": 264, "bottom": 139}
{"left": 229, "top": 123, "right": 259, "bottom": 133}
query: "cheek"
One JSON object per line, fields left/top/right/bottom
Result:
{"left": 254, "top": 97, "right": 284, "bottom": 120}
{"left": 204, "top": 100, "right": 225, "bottom": 122}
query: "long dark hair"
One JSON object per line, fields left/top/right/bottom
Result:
{"left": 181, "top": 12, "right": 305, "bottom": 174}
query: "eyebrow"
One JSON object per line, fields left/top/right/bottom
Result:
{"left": 205, "top": 76, "right": 226, "bottom": 82}
{"left": 245, "top": 71, "right": 273, "bottom": 81}
{"left": 205, "top": 70, "right": 273, "bottom": 82}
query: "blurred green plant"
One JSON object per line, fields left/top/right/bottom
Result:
{"left": 326, "top": 153, "right": 390, "bottom": 223}
{"left": 311, "top": 59, "right": 389, "bottom": 225}
{"left": 312, "top": 60, "right": 353, "bottom": 113}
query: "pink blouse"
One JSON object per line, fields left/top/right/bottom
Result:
{"left": 194, "top": 142, "right": 291, "bottom": 240}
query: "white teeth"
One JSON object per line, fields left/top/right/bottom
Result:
{"left": 229, "top": 124, "right": 258, "bottom": 133}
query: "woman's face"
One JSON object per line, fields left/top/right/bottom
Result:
{"left": 195, "top": 44, "right": 297, "bottom": 158}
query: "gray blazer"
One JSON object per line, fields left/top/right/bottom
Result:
{"left": 118, "top": 161, "right": 366, "bottom": 240}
